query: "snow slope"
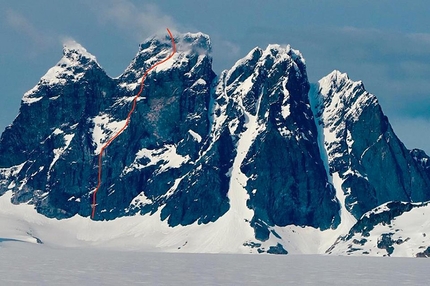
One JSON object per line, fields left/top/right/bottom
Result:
{"left": 0, "top": 190, "right": 255, "bottom": 253}
{"left": 328, "top": 201, "right": 430, "bottom": 257}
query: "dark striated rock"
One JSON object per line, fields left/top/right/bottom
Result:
{"left": 377, "top": 233, "right": 395, "bottom": 256}
{"left": 214, "top": 45, "right": 340, "bottom": 240}
{"left": 1, "top": 32, "right": 430, "bottom": 249}
{"left": 343, "top": 201, "right": 423, "bottom": 240}
{"left": 311, "top": 71, "right": 430, "bottom": 219}
{"left": 416, "top": 246, "right": 430, "bottom": 258}
{"left": 267, "top": 243, "right": 288, "bottom": 254}
{"left": 411, "top": 148, "right": 430, "bottom": 180}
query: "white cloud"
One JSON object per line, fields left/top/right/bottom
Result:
{"left": 218, "top": 40, "right": 240, "bottom": 60}
{"left": 87, "top": 0, "right": 178, "bottom": 41}
{"left": 210, "top": 35, "right": 241, "bottom": 73}
{"left": 5, "top": 9, "right": 54, "bottom": 51}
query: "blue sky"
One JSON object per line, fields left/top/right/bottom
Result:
{"left": 1, "top": 0, "right": 429, "bottom": 153}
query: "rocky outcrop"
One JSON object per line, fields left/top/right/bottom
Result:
{"left": 326, "top": 201, "right": 429, "bottom": 256}
{"left": 416, "top": 246, "right": 430, "bottom": 257}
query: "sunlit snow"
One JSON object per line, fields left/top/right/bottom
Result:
{"left": 49, "top": 129, "right": 75, "bottom": 170}
{"left": 188, "top": 129, "right": 202, "bottom": 143}
{"left": 22, "top": 40, "right": 99, "bottom": 104}
{"left": 92, "top": 113, "right": 127, "bottom": 154}
{"left": 122, "top": 144, "right": 190, "bottom": 176}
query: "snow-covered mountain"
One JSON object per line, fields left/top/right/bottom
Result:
{"left": 1, "top": 32, "right": 429, "bottom": 256}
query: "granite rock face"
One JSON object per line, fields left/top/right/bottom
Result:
{"left": 0, "top": 33, "right": 223, "bottom": 222}
{"left": 214, "top": 45, "right": 340, "bottom": 240}
{"left": 1, "top": 32, "right": 429, "bottom": 248}
{"left": 310, "top": 71, "right": 430, "bottom": 219}
{"left": 0, "top": 42, "right": 115, "bottom": 218}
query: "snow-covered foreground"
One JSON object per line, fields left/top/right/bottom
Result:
{"left": 2, "top": 190, "right": 430, "bottom": 285}
{"left": 1, "top": 241, "right": 429, "bottom": 286}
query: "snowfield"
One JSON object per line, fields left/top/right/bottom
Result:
{"left": 1, "top": 242, "right": 429, "bottom": 285}
{"left": 1, "top": 191, "right": 430, "bottom": 285}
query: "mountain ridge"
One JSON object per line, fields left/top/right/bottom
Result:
{"left": 1, "top": 31, "right": 429, "bottom": 256}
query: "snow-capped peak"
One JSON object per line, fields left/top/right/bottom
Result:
{"left": 141, "top": 31, "right": 211, "bottom": 55}
{"left": 318, "top": 70, "right": 352, "bottom": 96}
{"left": 119, "top": 31, "right": 213, "bottom": 91}
{"left": 316, "top": 70, "right": 372, "bottom": 110}
{"left": 176, "top": 32, "right": 211, "bottom": 54}
{"left": 265, "top": 44, "right": 305, "bottom": 65}
{"left": 23, "top": 40, "right": 101, "bottom": 104}
{"left": 226, "top": 43, "right": 305, "bottom": 87}
{"left": 62, "top": 39, "right": 98, "bottom": 63}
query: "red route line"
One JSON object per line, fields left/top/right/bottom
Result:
{"left": 91, "top": 28, "right": 176, "bottom": 219}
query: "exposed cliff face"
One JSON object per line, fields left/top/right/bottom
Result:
{"left": 310, "top": 71, "right": 430, "bottom": 219}
{"left": 1, "top": 32, "right": 429, "bottom": 254}
{"left": 0, "top": 41, "right": 115, "bottom": 218}
{"left": 91, "top": 33, "right": 225, "bottom": 224}
{"left": 411, "top": 148, "right": 430, "bottom": 179}
{"left": 214, "top": 45, "right": 340, "bottom": 240}
{"left": 0, "top": 33, "right": 222, "bottom": 222}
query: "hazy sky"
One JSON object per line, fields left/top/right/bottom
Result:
{"left": 1, "top": 0, "right": 429, "bottom": 153}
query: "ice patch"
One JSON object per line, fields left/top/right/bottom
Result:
{"left": 22, "top": 96, "right": 43, "bottom": 105}
{"left": 128, "top": 191, "right": 152, "bottom": 209}
{"left": 92, "top": 114, "right": 127, "bottom": 155}
{"left": 49, "top": 129, "right": 75, "bottom": 171}
{"left": 0, "top": 163, "right": 25, "bottom": 179}
{"left": 119, "top": 82, "right": 140, "bottom": 92}
{"left": 237, "top": 76, "right": 253, "bottom": 95}
{"left": 188, "top": 130, "right": 202, "bottom": 143}
{"left": 191, "top": 78, "right": 207, "bottom": 88}
{"left": 123, "top": 145, "right": 190, "bottom": 175}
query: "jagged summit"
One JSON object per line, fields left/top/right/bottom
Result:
{"left": 320, "top": 69, "right": 349, "bottom": 82}
{"left": 1, "top": 31, "right": 430, "bottom": 256}
{"left": 119, "top": 31, "right": 214, "bottom": 92}
{"left": 311, "top": 68, "right": 430, "bottom": 221}
{"left": 318, "top": 70, "right": 348, "bottom": 94}
{"left": 224, "top": 43, "right": 306, "bottom": 98}
{"left": 141, "top": 31, "right": 211, "bottom": 54}
{"left": 312, "top": 70, "right": 377, "bottom": 128}
{"left": 263, "top": 44, "right": 305, "bottom": 65}
{"left": 317, "top": 70, "right": 366, "bottom": 102}
{"left": 22, "top": 40, "right": 102, "bottom": 105}
{"left": 62, "top": 39, "right": 98, "bottom": 63}
{"left": 63, "top": 39, "right": 97, "bottom": 61}
{"left": 229, "top": 44, "right": 305, "bottom": 71}
{"left": 178, "top": 32, "right": 212, "bottom": 53}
